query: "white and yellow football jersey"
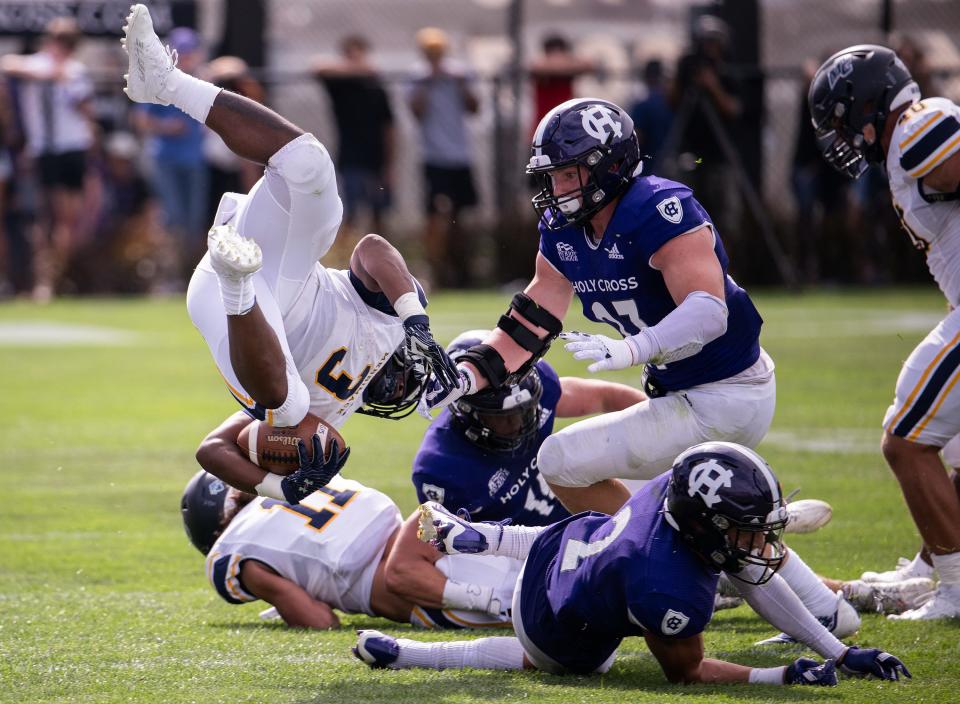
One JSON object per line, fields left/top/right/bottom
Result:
{"left": 205, "top": 476, "right": 519, "bottom": 628}
{"left": 887, "top": 97, "right": 960, "bottom": 306}
{"left": 883, "top": 97, "right": 960, "bottom": 446}
{"left": 187, "top": 134, "right": 411, "bottom": 428}
{"left": 206, "top": 476, "right": 402, "bottom": 615}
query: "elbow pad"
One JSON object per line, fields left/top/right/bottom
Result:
{"left": 265, "top": 365, "right": 311, "bottom": 427}
{"left": 497, "top": 293, "right": 563, "bottom": 382}
{"left": 631, "top": 291, "right": 728, "bottom": 365}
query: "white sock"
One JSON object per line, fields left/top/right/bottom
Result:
{"left": 478, "top": 524, "right": 543, "bottom": 561}
{"left": 394, "top": 636, "right": 525, "bottom": 670}
{"left": 216, "top": 275, "right": 256, "bottom": 316}
{"left": 748, "top": 666, "right": 786, "bottom": 685}
{"left": 442, "top": 580, "right": 498, "bottom": 615}
{"left": 777, "top": 549, "right": 839, "bottom": 619}
{"left": 158, "top": 68, "right": 222, "bottom": 123}
{"left": 931, "top": 551, "right": 960, "bottom": 586}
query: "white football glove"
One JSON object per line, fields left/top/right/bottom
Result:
{"left": 561, "top": 330, "right": 641, "bottom": 373}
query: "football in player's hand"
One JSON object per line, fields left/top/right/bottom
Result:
{"left": 236, "top": 413, "right": 345, "bottom": 475}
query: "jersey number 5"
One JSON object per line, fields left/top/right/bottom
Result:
{"left": 559, "top": 506, "right": 632, "bottom": 572}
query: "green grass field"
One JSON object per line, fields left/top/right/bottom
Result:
{"left": 1, "top": 288, "right": 958, "bottom": 703}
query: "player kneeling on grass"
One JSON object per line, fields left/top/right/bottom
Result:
{"left": 181, "top": 467, "right": 523, "bottom": 630}
{"left": 354, "top": 442, "right": 910, "bottom": 686}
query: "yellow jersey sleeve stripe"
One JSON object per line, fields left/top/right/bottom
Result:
{"left": 907, "top": 366, "right": 960, "bottom": 441}
{"left": 911, "top": 132, "right": 960, "bottom": 179}
{"left": 899, "top": 110, "right": 944, "bottom": 150}
{"left": 885, "top": 330, "right": 960, "bottom": 432}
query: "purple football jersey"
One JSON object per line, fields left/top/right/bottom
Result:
{"left": 538, "top": 175, "right": 762, "bottom": 391}
{"left": 520, "top": 472, "right": 718, "bottom": 656}
{"left": 412, "top": 361, "right": 569, "bottom": 525}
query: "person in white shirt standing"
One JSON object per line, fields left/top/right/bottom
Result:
{"left": 810, "top": 44, "right": 960, "bottom": 620}
{"left": 1, "top": 17, "right": 94, "bottom": 301}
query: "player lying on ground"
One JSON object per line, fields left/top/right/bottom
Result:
{"left": 355, "top": 442, "right": 910, "bottom": 686}
{"left": 122, "top": 4, "right": 458, "bottom": 503}
{"left": 182, "top": 464, "right": 521, "bottom": 629}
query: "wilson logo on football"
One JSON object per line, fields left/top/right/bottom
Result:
{"left": 265, "top": 434, "right": 301, "bottom": 447}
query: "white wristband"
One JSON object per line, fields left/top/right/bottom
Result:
{"left": 459, "top": 364, "right": 477, "bottom": 394}
{"left": 625, "top": 330, "right": 655, "bottom": 365}
{"left": 255, "top": 472, "right": 285, "bottom": 500}
{"left": 394, "top": 291, "right": 427, "bottom": 321}
{"left": 748, "top": 666, "right": 786, "bottom": 685}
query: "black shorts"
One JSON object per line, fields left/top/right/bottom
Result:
{"left": 37, "top": 150, "right": 87, "bottom": 191}
{"left": 424, "top": 164, "right": 477, "bottom": 214}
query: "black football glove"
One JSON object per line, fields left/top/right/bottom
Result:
{"left": 280, "top": 436, "right": 350, "bottom": 504}
{"left": 839, "top": 646, "right": 911, "bottom": 681}
{"left": 403, "top": 314, "right": 460, "bottom": 396}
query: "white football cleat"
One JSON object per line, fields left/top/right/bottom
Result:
{"left": 756, "top": 590, "right": 860, "bottom": 646}
{"left": 417, "top": 501, "right": 500, "bottom": 554}
{"left": 888, "top": 585, "right": 960, "bottom": 621}
{"left": 861, "top": 552, "right": 936, "bottom": 583}
{"left": 122, "top": 3, "right": 177, "bottom": 104}
{"left": 784, "top": 499, "right": 832, "bottom": 534}
{"left": 207, "top": 225, "right": 263, "bottom": 280}
{"left": 842, "top": 578, "right": 936, "bottom": 614}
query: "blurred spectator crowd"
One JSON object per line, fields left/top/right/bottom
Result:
{"left": 0, "top": 15, "right": 953, "bottom": 300}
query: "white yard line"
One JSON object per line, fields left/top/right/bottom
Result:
{"left": 0, "top": 321, "right": 136, "bottom": 346}
{"left": 762, "top": 428, "right": 880, "bottom": 454}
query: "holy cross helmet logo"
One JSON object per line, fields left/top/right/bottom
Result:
{"left": 687, "top": 459, "right": 733, "bottom": 508}
{"left": 580, "top": 105, "right": 623, "bottom": 142}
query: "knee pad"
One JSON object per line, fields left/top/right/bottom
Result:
{"left": 270, "top": 133, "right": 335, "bottom": 195}
{"left": 537, "top": 434, "right": 582, "bottom": 488}
{"left": 265, "top": 366, "right": 311, "bottom": 427}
